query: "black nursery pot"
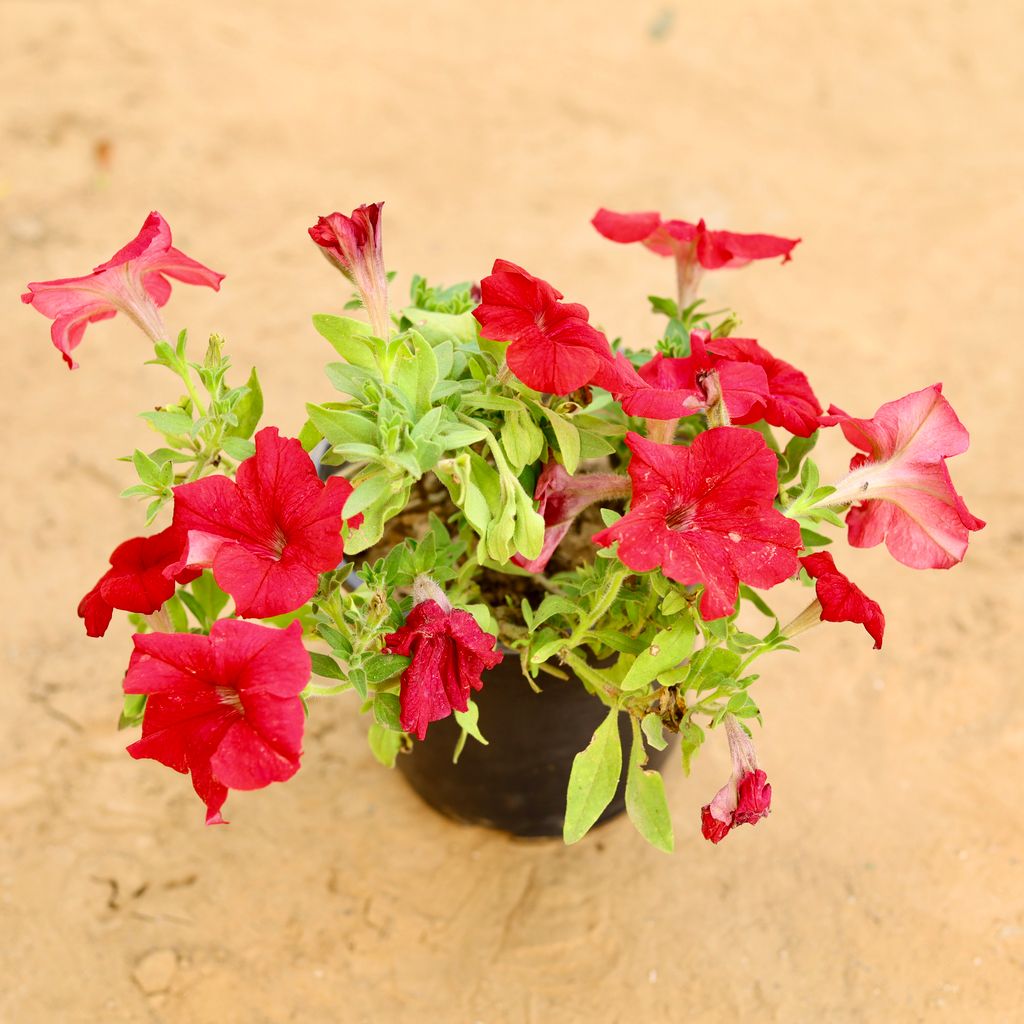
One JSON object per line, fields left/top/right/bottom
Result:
{"left": 396, "top": 656, "right": 670, "bottom": 837}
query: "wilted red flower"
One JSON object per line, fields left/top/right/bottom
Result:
{"left": 592, "top": 429, "right": 802, "bottom": 619}
{"left": 800, "top": 551, "right": 885, "bottom": 649}
{"left": 613, "top": 330, "right": 769, "bottom": 422}
{"left": 701, "top": 715, "right": 771, "bottom": 844}
{"left": 124, "top": 619, "right": 310, "bottom": 825}
{"left": 309, "top": 203, "right": 389, "bottom": 339}
{"left": 472, "top": 259, "right": 616, "bottom": 395}
{"left": 511, "top": 461, "right": 631, "bottom": 573}
{"left": 822, "top": 385, "right": 984, "bottom": 569}
{"left": 166, "top": 427, "right": 360, "bottom": 618}
{"left": 77, "top": 526, "right": 200, "bottom": 638}
{"left": 383, "top": 579, "right": 503, "bottom": 740}
{"left": 707, "top": 336, "right": 822, "bottom": 437}
{"left": 22, "top": 211, "right": 223, "bottom": 369}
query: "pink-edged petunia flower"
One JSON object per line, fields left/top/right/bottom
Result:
{"left": 124, "top": 619, "right": 310, "bottom": 825}
{"left": 611, "top": 330, "right": 769, "bottom": 423}
{"left": 166, "top": 427, "right": 360, "bottom": 618}
{"left": 383, "top": 577, "right": 503, "bottom": 741}
{"left": 592, "top": 208, "right": 799, "bottom": 306}
{"left": 511, "top": 461, "right": 631, "bottom": 572}
{"left": 701, "top": 714, "right": 772, "bottom": 844}
{"left": 308, "top": 203, "right": 390, "bottom": 339}
{"left": 821, "top": 385, "right": 984, "bottom": 569}
{"left": 472, "top": 259, "right": 617, "bottom": 395}
{"left": 706, "top": 336, "right": 822, "bottom": 437}
{"left": 797, "top": 551, "right": 885, "bottom": 649}
{"left": 592, "top": 429, "right": 802, "bottom": 619}
{"left": 22, "top": 211, "right": 224, "bottom": 369}
{"left": 78, "top": 525, "right": 201, "bottom": 638}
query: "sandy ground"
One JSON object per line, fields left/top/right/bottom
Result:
{"left": 1, "top": 1, "right": 1022, "bottom": 1021}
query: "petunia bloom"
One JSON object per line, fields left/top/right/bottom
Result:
{"left": 308, "top": 203, "right": 390, "bottom": 339}
{"left": 78, "top": 526, "right": 201, "bottom": 638}
{"left": 701, "top": 714, "right": 772, "bottom": 844}
{"left": 795, "top": 551, "right": 886, "bottom": 649}
{"left": 593, "top": 429, "right": 802, "bottom": 619}
{"left": 383, "top": 577, "right": 503, "bottom": 740}
{"left": 22, "top": 211, "right": 223, "bottom": 369}
{"left": 821, "top": 385, "right": 984, "bottom": 569}
{"left": 124, "top": 619, "right": 310, "bottom": 824}
{"left": 511, "top": 461, "right": 631, "bottom": 572}
{"left": 592, "top": 208, "right": 799, "bottom": 306}
{"left": 166, "top": 427, "right": 360, "bottom": 618}
{"left": 611, "top": 330, "right": 769, "bottom": 423}
{"left": 472, "top": 259, "right": 616, "bottom": 395}
{"left": 706, "top": 336, "right": 822, "bottom": 437}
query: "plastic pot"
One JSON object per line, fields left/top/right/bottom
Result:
{"left": 396, "top": 654, "right": 670, "bottom": 837}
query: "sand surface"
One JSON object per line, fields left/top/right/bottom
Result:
{"left": 1, "top": 2, "right": 1022, "bottom": 1021}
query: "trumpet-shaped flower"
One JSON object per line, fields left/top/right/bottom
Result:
{"left": 22, "top": 211, "right": 223, "bottom": 368}
{"left": 822, "top": 385, "right": 984, "bottom": 569}
{"left": 799, "top": 552, "right": 885, "bottom": 649}
{"left": 166, "top": 427, "right": 359, "bottom": 618}
{"left": 701, "top": 715, "right": 772, "bottom": 844}
{"left": 124, "top": 619, "right": 310, "bottom": 825}
{"left": 592, "top": 429, "right": 801, "bottom": 619}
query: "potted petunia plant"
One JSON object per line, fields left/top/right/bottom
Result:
{"left": 22, "top": 204, "right": 983, "bottom": 849}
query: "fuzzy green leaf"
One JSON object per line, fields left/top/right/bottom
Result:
{"left": 563, "top": 707, "right": 622, "bottom": 845}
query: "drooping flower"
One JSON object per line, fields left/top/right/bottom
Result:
{"left": 591, "top": 208, "right": 799, "bottom": 306}
{"left": 592, "top": 429, "right": 802, "bottom": 619}
{"left": 611, "top": 330, "right": 769, "bottom": 423}
{"left": 511, "top": 461, "right": 632, "bottom": 572}
{"left": 794, "top": 551, "right": 885, "bottom": 649}
{"left": 22, "top": 211, "right": 224, "bottom": 369}
{"left": 707, "top": 336, "right": 822, "bottom": 437}
{"left": 700, "top": 714, "right": 772, "bottom": 844}
{"left": 78, "top": 526, "right": 201, "bottom": 638}
{"left": 309, "top": 203, "right": 390, "bottom": 339}
{"left": 124, "top": 619, "right": 310, "bottom": 825}
{"left": 166, "top": 427, "right": 360, "bottom": 618}
{"left": 472, "top": 259, "right": 617, "bottom": 395}
{"left": 383, "top": 577, "right": 503, "bottom": 740}
{"left": 821, "top": 385, "right": 984, "bottom": 569}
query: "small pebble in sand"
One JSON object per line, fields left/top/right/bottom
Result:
{"left": 132, "top": 949, "right": 178, "bottom": 995}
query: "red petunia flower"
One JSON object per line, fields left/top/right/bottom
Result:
{"left": 800, "top": 551, "right": 885, "bottom": 649}
{"left": 308, "top": 203, "right": 389, "bottom": 339}
{"left": 612, "top": 330, "right": 769, "bottom": 422}
{"left": 592, "top": 429, "right": 802, "bottom": 619}
{"left": 707, "top": 336, "right": 822, "bottom": 437}
{"left": 472, "top": 259, "right": 616, "bottom": 395}
{"left": 124, "top": 619, "right": 310, "bottom": 825}
{"left": 78, "top": 526, "right": 201, "bottom": 638}
{"left": 22, "top": 211, "right": 223, "bottom": 369}
{"left": 166, "top": 427, "right": 360, "bottom": 618}
{"left": 383, "top": 578, "right": 504, "bottom": 741}
{"left": 511, "top": 461, "right": 631, "bottom": 573}
{"left": 701, "top": 715, "right": 772, "bottom": 844}
{"left": 592, "top": 208, "right": 799, "bottom": 306}
{"left": 822, "top": 385, "right": 984, "bottom": 569}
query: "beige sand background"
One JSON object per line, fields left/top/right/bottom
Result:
{"left": 1, "top": 1, "right": 1022, "bottom": 1021}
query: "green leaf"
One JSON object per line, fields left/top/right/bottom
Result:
{"left": 648, "top": 295, "right": 679, "bottom": 318}
{"left": 140, "top": 410, "right": 195, "bottom": 437}
{"left": 313, "top": 314, "right": 377, "bottom": 368}
{"left": 132, "top": 449, "right": 166, "bottom": 487}
{"left": 679, "top": 719, "right": 705, "bottom": 775}
{"left": 310, "top": 652, "right": 345, "bottom": 680}
{"left": 118, "top": 692, "right": 147, "bottom": 731}
{"left": 620, "top": 620, "right": 696, "bottom": 691}
{"left": 306, "top": 403, "right": 378, "bottom": 447}
{"left": 226, "top": 368, "right": 263, "bottom": 439}
{"left": 368, "top": 722, "right": 403, "bottom": 767}
{"left": 373, "top": 692, "right": 403, "bottom": 730}
{"left": 363, "top": 653, "right": 410, "bottom": 684}
{"left": 563, "top": 707, "right": 622, "bottom": 845}
{"left": 453, "top": 699, "right": 488, "bottom": 749}
{"left": 221, "top": 436, "right": 256, "bottom": 461}
{"left": 641, "top": 712, "right": 668, "bottom": 751}
{"left": 625, "top": 719, "right": 674, "bottom": 852}
{"left": 778, "top": 430, "right": 818, "bottom": 485}
{"left": 393, "top": 331, "right": 439, "bottom": 417}
{"left": 543, "top": 409, "right": 581, "bottom": 474}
